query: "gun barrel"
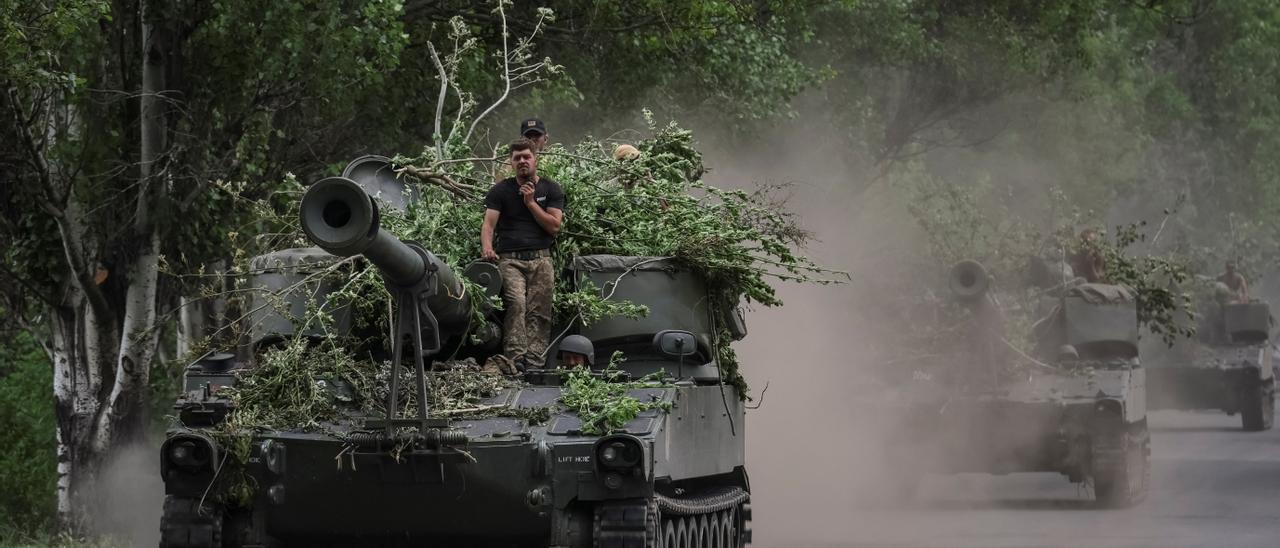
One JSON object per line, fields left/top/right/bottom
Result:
{"left": 949, "top": 259, "right": 990, "bottom": 301}
{"left": 301, "top": 177, "right": 424, "bottom": 286}
{"left": 300, "top": 177, "right": 470, "bottom": 327}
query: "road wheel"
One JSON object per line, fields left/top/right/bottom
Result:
{"left": 595, "top": 489, "right": 749, "bottom": 548}
{"left": 1240, "top": 381, "right": 1275, "bottom": 431}
{"left": 1092, "top": 427, "right": 1149, "bottom": 508}
{"left": 655, "top": 503, "right": 748, "bottom": 548}
{"left": 159, "top": 496, "right": 223, "bottom": 548}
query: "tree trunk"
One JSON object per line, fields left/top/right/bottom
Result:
{"left": 50, "top": 245, "right": 161, "bottom": 529}
{"left": 96, "top": 231, "right": 161, "bottom": 450}
{"left": 50, "top": 291, "right": 116, "bottom": 529}
{"left": 48, "top": 0, "right": 170, "bottom": 530}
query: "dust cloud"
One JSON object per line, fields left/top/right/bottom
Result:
{"left": 689, "top": 107, "right": 1104, "bottom": 546}
{"left": 87, "top": 440, "right": 163, "bottom": 546}
{"left": 694, "top": 113, "right": 925, "bottom": 546}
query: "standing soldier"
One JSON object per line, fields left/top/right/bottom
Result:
{"left": 1218, "top": 260, "right": 1250, "bottom": 303}
{"left": 481, "top": 139, "right": 565, "bottom": 370}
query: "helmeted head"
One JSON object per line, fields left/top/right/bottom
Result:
{"left": 558, "top": 334, "right": 595, "bottom": 367}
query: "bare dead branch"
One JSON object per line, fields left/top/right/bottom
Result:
{"left": 463, "top": 2, "right": 513, "bottom": 144}
{"left": 426, "top": 41, "right": 449, "bottom": 159}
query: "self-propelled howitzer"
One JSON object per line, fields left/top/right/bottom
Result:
{"left": 1145, "top": 294, "right": 1276, "bottom": 431}
{"left": 158, "top": 159, "right": 753, "bottom": 547}
{"left": 882, "top": 260, "right": 1150, "bottom": 507}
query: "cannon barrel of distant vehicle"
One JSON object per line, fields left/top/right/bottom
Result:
{"left": 299, "top": 176, "right": 471, "bottom": 328}
{"left": 949, "top": 259, "right": 990, "bottom": 301}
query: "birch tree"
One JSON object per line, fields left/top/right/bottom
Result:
{"left": 1, "top": 0, "right": 408, "bottom": 530}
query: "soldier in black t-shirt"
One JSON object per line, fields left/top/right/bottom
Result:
{"left": 481, "top": 139, "right": 565, "bottom": 369}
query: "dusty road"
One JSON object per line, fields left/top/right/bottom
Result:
{"left": 745, "top": 409, "right": 1280, "bottom": 548}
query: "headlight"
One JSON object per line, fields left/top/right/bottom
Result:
{"left": 165, "top": 435, "right": 214, "bottom": 473}
{"left": 261, "top": 438, "right": 286, "bottom": 475}
{"left": 596, "top": 436, "right": 642, "bottom": 470}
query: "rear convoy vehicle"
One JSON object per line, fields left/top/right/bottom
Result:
{"left": 159, "top": 157, "right": 753, "bottom": 547}
{"left": 886, "top": 261, "right": 1149, "bottom": 507}
{"left": 1146, "top": 296, "right": 1276, "bottom": 431}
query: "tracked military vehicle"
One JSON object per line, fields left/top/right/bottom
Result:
{"left": 886, "top": 261, "right": 1149, "bottom": 507}
{"left": 159, "top": 158, "right": 752, "bottom": 547}
{"left": 1145, "top": 292, "right": 1275, "bottom": 431}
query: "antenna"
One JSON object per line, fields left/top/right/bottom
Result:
{"left": 676, "top": 337, "right": 686, "bottom": 380}
{"left": 1061, "top": 238, "right": 1068, "bottom": 290}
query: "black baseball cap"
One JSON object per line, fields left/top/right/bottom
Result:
{"left": 520, "top": 118, "right": 547, "bottom": 137}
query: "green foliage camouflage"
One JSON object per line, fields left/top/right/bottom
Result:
{"left": 392, "top": 110, "right": 839, "bottom": 307}
{"left": 559, "top": 359, "right": 673, "bottom": 436}
{"left": 223, "top": 111, "right": 837, "bottom": 397}
{"left": 219, "top": 336, "right": 540, "bottom": 433}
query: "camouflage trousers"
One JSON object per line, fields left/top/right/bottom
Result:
{"left": 498, "top": 255, "right": 554, "bottom": 364}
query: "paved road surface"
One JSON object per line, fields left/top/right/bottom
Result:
{"left": 746, "top": 409, "right": 1280, "bottom": 548}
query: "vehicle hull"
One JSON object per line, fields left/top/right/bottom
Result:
{"left": 884, "top": 366, "right": 1150, "bottom": 506}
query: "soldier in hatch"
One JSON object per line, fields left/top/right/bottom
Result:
{"left": 1218, "top": 260, "right": 1250, "bottom": 303}
{"left": 555, "top": 335, "right": 595, "bottom": 369}
{"left": 1070, "top": 228, "right": 1107, "bottom": 283}
{"left": 612, "top": 144, "right": 645, "bottom": 191}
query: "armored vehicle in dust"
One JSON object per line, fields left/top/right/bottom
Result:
{"left": 886, "top": 261, "right": 1149, "bottom": 507}
{"left": 159, "top": 160, "right": 752, "bottom": 547}
{"left": 1145, "top": 295, "right": 1275, "bottom": 431}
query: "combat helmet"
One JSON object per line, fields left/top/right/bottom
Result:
{"left": 558, "top": 334, "right": 595, "bottom": 365}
